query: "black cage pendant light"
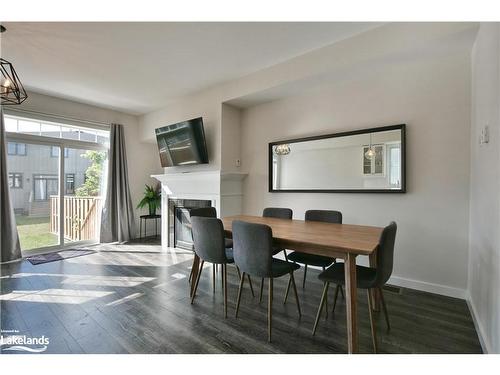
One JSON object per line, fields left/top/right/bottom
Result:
{"left": 1, "top": 26, "right": 28, "bottom": 105}
{"left": 0, "top": 59, "right": 28, "bottom": 105}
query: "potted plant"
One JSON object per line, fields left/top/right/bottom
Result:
{"left": 137, "top": 183, "right": 161, "bottom": 216}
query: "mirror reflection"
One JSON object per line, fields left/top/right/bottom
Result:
{"left": 270, "top": 125, "right": 405, "bottom": 192}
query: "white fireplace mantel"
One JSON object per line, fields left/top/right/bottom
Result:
{"left": 151, "top": 170, "right": 247, "bottom": 249}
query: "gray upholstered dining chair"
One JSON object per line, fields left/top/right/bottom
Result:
{"left": 260, "top": 207, "right": 293, "bottom": 302}
{"left": 312, "top": 221, "right": 397, "bottom": 353}
{"left": 189, "top": 207, "right": 254, "bottom": 296}
{"left": 190, "top": 207, "right": 233, "bottom": 247}
{"left": 288, "top": 210, "right": 343, "bottom": 288}
{"left": 190, "top": 216, "right": 235, "bottom": 317}
{"left": 232, "top": 220, "right": 301, "bottom": 342}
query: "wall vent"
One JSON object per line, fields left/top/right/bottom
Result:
{"left": 383, "top": 285, "right": 402, "bottom": 294}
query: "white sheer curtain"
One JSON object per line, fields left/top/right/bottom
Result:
{"left": 0, "top": 107, "right": 22, "bottom": 262}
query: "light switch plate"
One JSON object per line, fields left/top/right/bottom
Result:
{"left": 480, "top": 125, "right": 489, "bottom": 145}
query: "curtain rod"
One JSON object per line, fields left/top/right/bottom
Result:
{"left": 4, "top": 107, "right": 111, "bottom": 128}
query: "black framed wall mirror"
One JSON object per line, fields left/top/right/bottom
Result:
{"left": 269, "top": 124, "right": 406, "bottom": 193}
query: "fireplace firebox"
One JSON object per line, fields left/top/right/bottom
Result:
{"left": 168, "top": 198, "right": 212, "bottom": 249}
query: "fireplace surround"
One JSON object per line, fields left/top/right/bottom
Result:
{"left": 152, "top": 170, "right": 247, "bottom": 251}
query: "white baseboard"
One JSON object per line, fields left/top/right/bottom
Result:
{"left": 286, "top": 256, "right": 468, "bottom": 299}
{"left": 465, "top": 290, "right": 491, "bottom": 354}
{"left": 388, "top": 275, "right": 466, "bottom": 299}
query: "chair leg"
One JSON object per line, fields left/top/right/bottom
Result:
{"left": 332, "top": 284, "right": 340, "bottom": 313}
{"left": 191, "top": 260, "right": 204, "bottom": 304}
{"left": 283, "top": 249, "right": 288, "bottom": 262}
{"left": 283, "top": 276, "right": 292, "bottom": 304}
{"left": 188, "top": 256, "right": 195, "bottom": 283}
{"left": 247, "top": 274, "right": 255, "bottom": 297}
{"left": 340, "top": 284, "right": 345, "bottom": 299}
{"left": 259, "top": 278, "right": 264, "bottom": 303}
{"left": 223, "top": 264, "right": 228, "bottom": 318}
{"left": 367, "top": 289, "right": 378, "bottom": 353}
{"left": 235, "top": 271, "right": 246, "bottom": 318}
{"left": 302, "top": 264, "right": 308, "bottom": 289}
{"left": 268, "top": 277, "right": 273, "bottom": 343}
{"left": 289, "top": 272, "right": 301, "bottom": 317}
{"left": 221, "top": 264, "right": 224, "bottom": 293}
{"left": 378, "top": 287, "right": 390, "bottom": 331}
{"left": 213, "top": 264, "right": 216, "bottom": 294}
{"left": 312, "top": 282, "right": 329, "bottom": 336}
{"left": 322, "top": 267, "right": 328, "bottom": 319}
{"left": 236, "top": 265, "right": 241, "bottom": 279}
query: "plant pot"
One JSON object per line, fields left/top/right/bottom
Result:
{"left": 148, "top": 204, "right": 157, "bottom": 216}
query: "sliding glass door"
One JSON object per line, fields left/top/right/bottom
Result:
{"left": 62, "top": 147, "right": 107, "bottom": 245}
{"left": 7, "top": 142, "right": 60, "bottom": 251}
{"left": 5, "top": 113, "right": 109, "bottom": 254}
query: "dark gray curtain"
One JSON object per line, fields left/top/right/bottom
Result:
{"left": 0, "top": 108, "right": 22, "bottom": 262}
{"left": 100, "top": 123, "right": 136, "bottom": 243}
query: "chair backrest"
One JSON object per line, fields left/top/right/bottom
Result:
{"left": 305, "top": 210, "right": 342, "bottom": 224}
{"left": 189, "top": 206, "right": 217, "bottom": 218}
{"left": 262, "top": 207, "right": 292, "bottom": 219}
{"left": 191, "top": 216, "right": 228, "bottom": 264}
{"left": 374, "top": 221, "right": 397, "bottom": 286}
{"left": 232, "top": 220, "right": 274, "bottom": 278}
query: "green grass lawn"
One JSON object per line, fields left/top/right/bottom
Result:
{"left": 15, "top": 215, "right": 58, "bottom": 251}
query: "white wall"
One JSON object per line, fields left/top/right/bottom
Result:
{"left": 16, "top": 91, "right": 163, "bottom": 237}
{"left": 221, "top": 103, "right": 242, "bottom": 173}
{"left": 240, "top": 48, "right": 472, "bottom": 297}
{"left": 468, "top": 23, "right": 500, "bottom": 354}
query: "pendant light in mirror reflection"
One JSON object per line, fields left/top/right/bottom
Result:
{"left": 364, "top": 133, "right": 376, "bottom": 160}
{"left": 273, "top": 143, "right": 291, "bottom": 155}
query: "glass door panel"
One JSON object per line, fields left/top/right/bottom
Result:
{"left": 63, "top": 148, "right": 107, "bottom": 244}
{"left": 7, "top": 143, "right": 60, "bottom": 252}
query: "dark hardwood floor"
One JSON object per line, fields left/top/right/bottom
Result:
{"left": 0, "top": 238, "right": 482, "bottom": 354}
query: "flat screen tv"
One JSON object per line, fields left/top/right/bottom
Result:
{"left": 155, "top": 117, "right": 209, "bottom": 167}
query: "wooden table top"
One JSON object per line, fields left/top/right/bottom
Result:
{"left": 222, "top": 215, "right": 383, "bottom": 258}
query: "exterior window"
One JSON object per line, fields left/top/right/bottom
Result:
{"left": 65, "top": 173, "right": 75, "bottom": 195}
{"left": 7, "top": 142, "right": 27, "bottom": 156}
{"left": 8, "top": 173, "right": 23, "bottom": 189}
{"left": 51, "top": 146, "right": 69, "bottom": 158}
{"left": 33, "top": 174, "right": 58, "bottom": 201}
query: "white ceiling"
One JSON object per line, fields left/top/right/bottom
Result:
{"left": 0, "top": 22, "right": 381, "bottom": 115}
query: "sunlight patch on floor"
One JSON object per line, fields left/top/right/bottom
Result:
{"left": 106, "top": 292, "right": 144, "bottom": 307}
{"left": 61, "top": 275, "right": 155, "bottom": 287}
{"left": 0, "top": 288, "right": 114, "bottom": 304}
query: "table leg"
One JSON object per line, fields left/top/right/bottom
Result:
{"left": 369, "top": 251, "right": 380, "bottom": 311}
{"left": 190, "top": 254, "right": 200, "bottom": 297}
{"left": 344, "top": 253, "right": 358, "bottom": 354}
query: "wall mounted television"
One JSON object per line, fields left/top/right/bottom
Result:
{"left": 155, "top": 117, "right": 209, "bottom": 167}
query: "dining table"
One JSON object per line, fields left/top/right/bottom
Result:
{"left": 189, "top": 214, "right": 384, "bottom": 354}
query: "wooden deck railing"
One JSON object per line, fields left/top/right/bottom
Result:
{"left": 49, "top": 196, "right": 103, "bottom": 242}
